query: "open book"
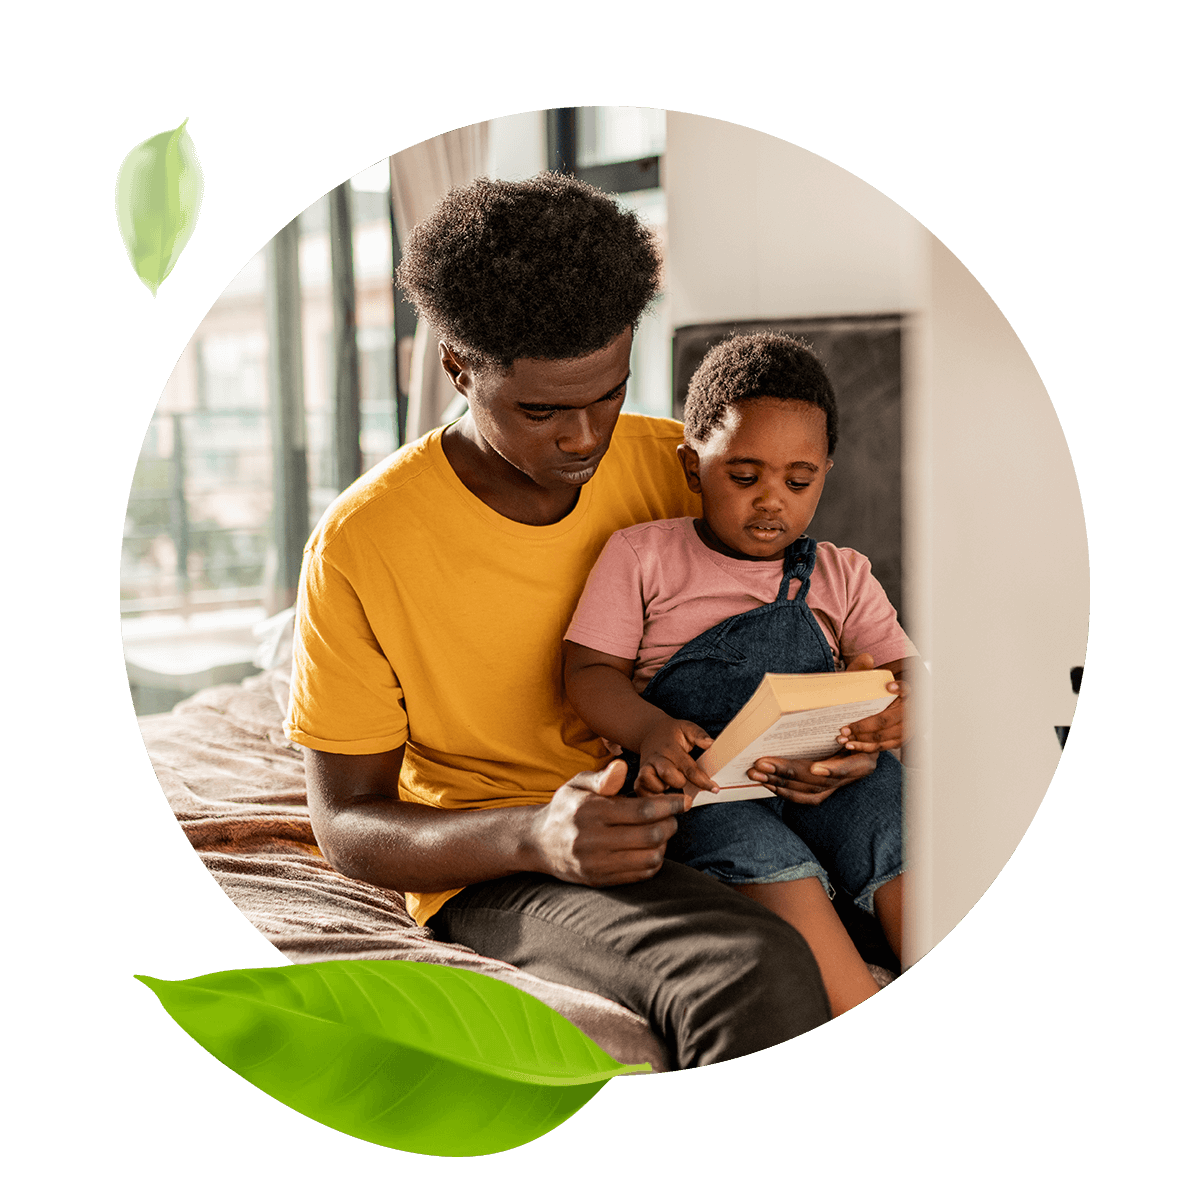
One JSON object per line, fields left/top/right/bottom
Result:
{"left": 687, "top": 669, "right": 895, "bottom": 805}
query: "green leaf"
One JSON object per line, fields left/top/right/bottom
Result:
{"left": 136, "top": 960, "right": 650, "bottom": 1157}
{"left": 116, "top": 118, "right": 203, "bottom": 296}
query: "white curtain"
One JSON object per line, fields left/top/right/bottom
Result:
{"left": 390, "top": 122, "right": 490, "bottom": 442}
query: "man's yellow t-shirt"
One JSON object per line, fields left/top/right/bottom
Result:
{"left": 285, "top": 413, "right": 701, "bottom": 924}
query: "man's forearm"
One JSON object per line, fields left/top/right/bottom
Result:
{"left": 311, "top": 794, "right": 547, "bottom": 893}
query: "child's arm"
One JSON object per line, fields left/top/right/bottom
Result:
{"left": 563, "top": 640, "right": 720, "bottom": 797}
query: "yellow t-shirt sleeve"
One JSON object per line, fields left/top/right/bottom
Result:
{"left": 284, "top": 547, "right": 410, "bottom": 755}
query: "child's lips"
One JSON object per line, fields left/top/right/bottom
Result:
{"left": 746, "top": 521, "right": 786, "bottom": 540}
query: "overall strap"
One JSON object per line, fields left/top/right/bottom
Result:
{"left": 776, "top": 536, "right": 818, "bottom": 604}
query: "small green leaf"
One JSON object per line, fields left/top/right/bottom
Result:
{"left": 136, "top": 960, "right": 649, "bottom": 1157}
{"left": 116, "top": 118, "right": 203, "bottom": 296}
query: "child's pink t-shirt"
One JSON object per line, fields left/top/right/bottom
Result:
{"left": 565, "top": 517, "right": 916, "bottom": 693}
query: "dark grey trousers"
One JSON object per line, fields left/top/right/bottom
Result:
{"left": 428, "top": 859, "right": 831, "bottom": 1070}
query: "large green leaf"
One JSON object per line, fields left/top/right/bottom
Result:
{"left": 115, "top": 118, "right": 203, "bottom": 296}
{"left": 136, "top": 960, "right": 650, "bottom": 1157}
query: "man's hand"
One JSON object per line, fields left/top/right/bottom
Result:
{"left": 530, "top": 759, "right": 686, "bottom": 886}
{"left": 746, "top": 750, "right": 880, "bottom": 806}
{"left": 633, "top": 715, "right": 718, "bottom": 797}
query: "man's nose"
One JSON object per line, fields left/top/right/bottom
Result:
{"left": 558, "top": 408, "right": 602, "bottom": 456}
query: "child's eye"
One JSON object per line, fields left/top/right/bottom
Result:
{"left": 729, "top": 474, "right": 757, "bottom": 485}
{"left": 787, "top": 480, "right": 812, "bottom": 490}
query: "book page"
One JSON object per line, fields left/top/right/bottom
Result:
{"left": 688, "top": 781, "right": 775, "bottom": 806}
{"left": 700, "top": 697, "right": 893, "bottom": 789}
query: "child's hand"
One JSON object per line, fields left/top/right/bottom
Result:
{"left": 635, "top": 716, "right": 719, "bottom": 797}
{"left": 747, "top": 751, "right": 880, "bottom": 805}
{"left": 830, "top": 652, "right": 909, "bottom": 753}
{"left": 836, "top": 679, "right": 909, "bottom": 752}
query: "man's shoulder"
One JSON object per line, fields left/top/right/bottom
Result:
{"left": 599, "top": 413, "right": 685, "bottom": 479}
{"left": 591, "top": 413, "right": 697, "bottom": 523}
{"left": 610, "top": 412, "right": 685, "bottom": 449}
{"left": 308, "top": 431, "right": 443, "bottom": 555}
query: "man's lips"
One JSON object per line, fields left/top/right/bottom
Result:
{"left": 556, "top": 456, "right": 602, "bottom": 478}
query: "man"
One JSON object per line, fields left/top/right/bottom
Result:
{"left": 286, "top": 174, "right": 870, "bottom": 1068}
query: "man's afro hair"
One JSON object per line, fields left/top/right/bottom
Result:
{"left": 397, "top": 172, "right": 661, "bottom": 369}
{"left": 683, "top": 332, "right": 839, "bottom": 456}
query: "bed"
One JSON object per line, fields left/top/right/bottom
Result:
{"left": 139, "top": 664, "right": 670, "bottom": 1072}
{"left": 142, "top": 656, "right": 898, "bottom": 1074}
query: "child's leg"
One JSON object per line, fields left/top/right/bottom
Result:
{"left": 733, "top": 877, "right": 879, "bottom": 1016}
{"left": 873, "top": 874, "right": 903, "bottom": 964}
{"left": 776, "top": 751, "right": 905, "bottom": 970}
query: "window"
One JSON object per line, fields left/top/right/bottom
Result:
{"left": 573, "top": 107, "right": 670, "bottom": 417}
{"left": 122, "top": 166, "right": 406, "bottom": 713}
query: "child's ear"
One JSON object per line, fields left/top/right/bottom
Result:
{"left": 677, "top": 444, "right": 703, "bottom": 494}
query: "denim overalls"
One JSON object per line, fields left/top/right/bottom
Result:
{"left": 627, "top": 531, "right": 902, "bottom": 914}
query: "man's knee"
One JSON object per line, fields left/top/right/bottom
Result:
{"left": 667, "top": 898, "right": 831, "bottom": 1068}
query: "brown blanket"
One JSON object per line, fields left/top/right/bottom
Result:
{"left": 140, "top": 667, "right": 668, "bottom": 1071}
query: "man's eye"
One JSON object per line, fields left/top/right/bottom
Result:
{"left": 522, "top": 411, "right": 556, "bottom": 422}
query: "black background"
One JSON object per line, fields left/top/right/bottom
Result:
{"left": 88, "top": 103, "right": 1094, "bottom": 1171}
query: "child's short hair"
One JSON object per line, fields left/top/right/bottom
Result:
{"left": 683, "top": 333, "right": 838, "bottom": 455}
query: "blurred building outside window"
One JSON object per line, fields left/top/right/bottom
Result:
{"left": 122, "top": 161, "right": 406, "bottom": 713}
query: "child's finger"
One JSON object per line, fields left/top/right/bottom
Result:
{"left": 841, "top": 719, "right": 903, "bottom": 749}
{"left": 773, "top": 781, "right": 837, "bottom": 806}
{"left": 681, "top": 759, "right": 720, "bottom": 794}
{"left": 748, "top": 759, "right": 833, "bottom": 793}
{"left": 671, "top": 758, "right": 716, "bottom": 793}
{"left": 840, "top": 729, "right": 897, "bottom": 748}
{"left": 653, "top": 756, "right": 694, "bottom": 793}
{"left": 809, "top": 751, "right": 879, "bottom": 779}
{"left": 635, "top": 764, "right": 667, "bottom": 795}
{"left": 680, "top": 721, "right": 714, "bottom": 749}
{"left": 844, "top": 705, "right": 901, "bottom": 737}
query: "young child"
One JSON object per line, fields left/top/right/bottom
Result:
{"left": 563, "top": 333, "right": 917, "bottom": 1016}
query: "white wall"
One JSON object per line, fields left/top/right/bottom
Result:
{"left": 487, "top": 110, "right": 547, "bottom": 182}
{"left": 663, "top": 112, "right": 1089, "bottom": 962}
{"left": 905, "top": 235, "right": 1089, "bottom": 956}
{"left": 665, "top": 111, "right": 927, "bottom": 326}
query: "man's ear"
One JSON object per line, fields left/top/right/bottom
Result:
{"left": 677, "top": 444, "right": 703, "bottom": 494}
{"left": 439, "top": 341, "right": 472, "bottom": 397}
